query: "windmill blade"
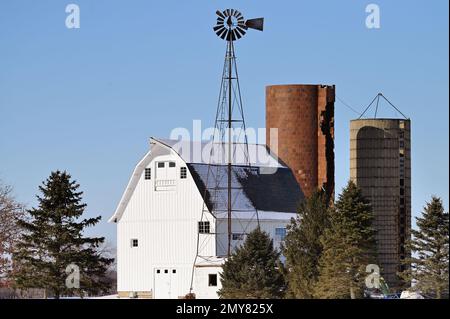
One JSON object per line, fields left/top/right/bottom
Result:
{"left": 216, "top": 27, "right": 227, "bottom": 38}
{"left": 216, "top": 10, "right": 225, "bottom": 19}
{"left": 226, "top": 9, "right": 231, "bottom": 17}
{"left": 233, "top": 10, "right": 242, "bottom": 19}
{"left": 217, "top": 16, "right": 224, "bottom": 23}
{"left": 235, "top": 26, "right": 246, "bottom": 37}
{"left": 220, "top": 29, "right": 229, "bottom": 40}
{"left": 238, "top": 21, "right": 247, "bottom": 30}
{"left": 213, "top": 25, "right": 223, "bottom": 32}
{"left": 234, "top": 29, "right": 243, "bottom": 40}
{"left": 245, "top": 18, "right": 264, "bottom": 31}
{"left": 230, "top": 30, "right": 237, "bottom": 41}
{"left": 230, "top": 9, "right": 235, "bottom": 17}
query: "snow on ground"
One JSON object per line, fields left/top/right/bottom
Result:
{"left": 89, "top": 294, "right": 119, "bottom": 299}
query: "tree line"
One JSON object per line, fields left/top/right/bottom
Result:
{"left": 1, "top": 173, "right": 448, "bottom": 299}
{"left": 219, "top": 181, "right": 449, "bottom": 299}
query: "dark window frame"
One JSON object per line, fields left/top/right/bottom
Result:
{"left": 144, "top": 168, "right": 151, "bottom": 180}
{"left": 275, "top": 227, "right": 287, "bottom": 241}
{"left": 232, "top": 233, "right": 244, "bottom": 241}
{"left": 198, "top": 221, "right": 210, "bottom": 234}
{"left": 208, "top": 274, "right": 218, "bottom": 287}
{"left": 180, "top": 167, "right": 187, "bottom": 179}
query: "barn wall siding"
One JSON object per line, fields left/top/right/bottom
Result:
{"left": 117, "top": 152, "right": 214, "bottom": 295}
{"left": 114, "top": 141, "right": 298, "bottom": 298}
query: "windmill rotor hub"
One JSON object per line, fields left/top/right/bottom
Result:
{"left": 226, "top": 16, "right": 235, "bottom": 28}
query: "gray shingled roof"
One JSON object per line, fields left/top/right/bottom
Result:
{"left": 187, "top": 163, "right": 304, "bottom": 214}
{"left": 152, "top": 138, "right": 304, "bottom": 214}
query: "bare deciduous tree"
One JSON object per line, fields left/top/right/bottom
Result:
{"left": 97, "top": 241, "right": 117, "bottom": 295}
{"left": 0, "top": 181, "right": 25, "bottom": 287}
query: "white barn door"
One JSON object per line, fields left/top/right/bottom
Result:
{"left": 156, "top": 161, "right": 176, "bottom": 180}
{"left": 156, "top": 162, "right": 167, "bottom": 180}
{"left": 154, "top": 268, "right": 178, "bottom": 299}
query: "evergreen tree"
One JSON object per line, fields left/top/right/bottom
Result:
{"left": 399, "top": 197, "right": 449, "bottom": 299}
{"left": 218, "top": 228, "right": 285, "bottom": 298}
{"left": 314, "top": 180, "right": 377, "bottom": 299}
{"left": 283, "top": 191, "right": 330, "bottom": 298}
{"left": 13, "top": 171, "right": 113, "bottom": 298}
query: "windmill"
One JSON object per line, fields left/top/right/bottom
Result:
{"left": 189, "top": 9, "right": 264, "bottom": 294}
{"left": 213, "top": 9, "right": 264, "bottom": 41}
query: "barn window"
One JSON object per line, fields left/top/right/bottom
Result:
{"left": 164, "top": 269, "right": 168, "bottom": 274}
{"left": 156, "top": 269, "right": 160, "bottom": 274}
{"left": 208, "top": 274, "right": 217, "bottom": 287}
{"left": 198, "top": 221, "right": 210, "bottom": 234}
{"left": 172, "top": 269, "right": 176, "bottom": 274}
{"left": 144, "top": 168, "right": 151, "bottom": 180}
{"left": 275, "top": 228, "right": 286, "bottom": 241}
{"left": 180, "top": 167, "right": 187, "bottom": 179}
{"left": 131, "top": 239, "right": 138, "bottom": 247}
{"left": 154, "top": 161, "right": 177, "bottom": 188}
{"left": 232, "top": 233, "right": 244, "bottom": 240}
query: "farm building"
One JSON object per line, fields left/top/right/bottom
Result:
{"left": 109, "top": 137, "right": 303, "bottom": 299}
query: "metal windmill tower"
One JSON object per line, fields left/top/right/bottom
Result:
{"left": 189, "top": 9, "right": 264, "bottom": 292}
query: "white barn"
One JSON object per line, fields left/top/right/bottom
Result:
{"left": 109, "top": 137, "right": 303, "bottom": 299}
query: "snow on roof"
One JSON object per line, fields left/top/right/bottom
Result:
{"left": 188, "top": 163, "right": 303, "bottom": 214}
{"left": 109, "top": 138, "right": 302, "bottom": 223}
{"left": 154, "top": 137, "right": 284, "bottom": 168}
{"left": 214, "top": 211, "right": 297, "bottom": 221}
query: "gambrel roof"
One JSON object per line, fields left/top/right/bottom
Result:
{"left": 187, "top": 163, "right": 302, "bottom": 215}
{"left": 109, "top": 137, "right": 303, "bottom": 223}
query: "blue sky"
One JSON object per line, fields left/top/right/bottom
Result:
{"left": 0, "top": 0, "right": 448, "bottom": 244}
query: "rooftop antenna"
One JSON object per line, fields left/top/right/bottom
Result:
{"left": 189, "top": 9, "right": 263, "bottom": 295}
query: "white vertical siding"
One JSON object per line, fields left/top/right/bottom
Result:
{"left": 215, "top": 219, "right": 290, "bottom": 256}
{"left": 115, "top": 144, "right": 294, "bottom": 299}
{"left": 117, "top": 153, "right": 214, "bottom": 296}
{"left": 194, "top": 267, "right": 223, "bottom": 299}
